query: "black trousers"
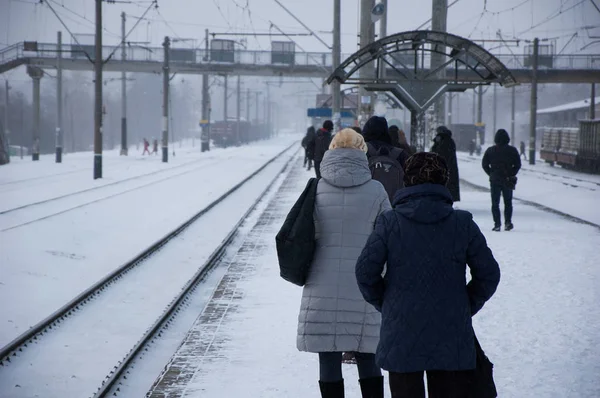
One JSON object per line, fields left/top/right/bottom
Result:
{"left": 389, "top": 370, "right": 472, "bottom": 398}
{"left": 318, "top": 352, "right": 381, "bottom": 382}
{"left": 491, "top": 183, "right": 513, "bottom": 226}
{"left": 314, "top": 160, "right": 322, "bottom": 179}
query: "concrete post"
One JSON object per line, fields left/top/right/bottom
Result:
{"left": 162, "top": 36, "right": 170, "bottom": 163}
{"left": 332, "top": 0, "right": 341, "bottom": 131}
{"left": 93, "top": 0, "right": 103, "bottom": 178}
{"left": 529, "top": 38, "right": 539, "bottom": 165}
{"left": 120, "top": 12, "right": 128, "bottom": 155}
{"left": 201, "top": 28, "right": 210, "bottom": 152}
{"left": 223, "top": 75, "right": 228, "bottom": 121}
{"left": 56, "top": 31, "right": 63, "bottom": 163}
{"left": 511, "top": 86, "right": 516, "bottom": 144}
{"left": 591, "top": 83, "right": 596, "bottom": 120}
{"left": 431, "top": 0, "right": 448, "bottom": 127}
{"left": 236, "top": 75, "right": 241, "bottom": 144}
{"left": 359, "top": 0, "right": 375, "bottom": 122}
{"left": 27, "top": 66, "right": 43, "bottom": 161}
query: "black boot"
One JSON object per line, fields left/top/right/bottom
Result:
{"left": 319, "top": 379, "right": 344, "bottom": 398}
{"left": 359, "top": 376, "right": 384, "bottom": 398}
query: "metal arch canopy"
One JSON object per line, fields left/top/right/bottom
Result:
{"left": 326, "top": 30, "right": 518, "bottom": 89}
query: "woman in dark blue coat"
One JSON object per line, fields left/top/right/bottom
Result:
{"left": 355, "top": 152, "right": 500, "bottom": 398}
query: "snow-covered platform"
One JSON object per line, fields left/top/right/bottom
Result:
{"left": 144, "top": 157, "right": 600, "bottom": 397}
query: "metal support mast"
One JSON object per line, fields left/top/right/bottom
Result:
{"left": 511, "top": 86, "right": 516, "bottom": 144}
{"left": 56, "top": 31, "right": 63, "bottom": 163}
{"left": 162, "top": 36, "right": 170, "bottom": 162}
{"left": 3, "top": 80, "right": 9, "bottom": 164}
{"left": 201, "top": 29, "right": 210, "bottom": 152}
{"left": 223, "top": 75, "right": 228, "bottom": 121}
{"left": 120, "top": 12, "right": 128, "bottom": 155}
{"left": 28, "top": 66, "right": 43, "bottom": 162}
{"left": 236, "top": 75, "right": 241, "bottom": 144}
{"left": 332, "top": 0, "right": 341, "bottom": 131}
{"left": 591, "top": 83, "right": 596, "bottom": 120}
{"left": 432, "top": 0, "right": 448, "bottom": 127}
{"left": 93, "top": 0, "right": 103, "bottom": 178}
{"left": 359, "top": 0, "right": 375, "bottom": 123}
{"left": 529, "top": 38, "right": 539, "bottom": 165}
{"left": 492, "top": 83, "right": 497, "bottom": 133}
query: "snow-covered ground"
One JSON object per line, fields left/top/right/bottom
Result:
{"left": 147, "top": 158, "right": 600, "bottom": 397}
{"left": 0, "top": 135, "right": 299, "bottom": 348}
{"left": 457, "top": 151, "right": 600, "bottom": 226}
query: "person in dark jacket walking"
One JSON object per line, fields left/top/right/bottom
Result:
{"left": 431, "top": 126, "right": 460, "bottom": 202}
{"left": 363, "top": 118, "right": 409, "bottom": 170}
{"left": 302, "top": 126, "right": 316, "bottom": 170}
{"left": 483, "top": 129, "right": 522, "bottom": 231}
{"left": 469, "top": 139, "right": 476, "bottom": 156}
{"left": 356, "top": 152, "right": 501, "bottom": 398}
{"left": 313, "top": 120, "right": 334, "bottom": 179}
{"left": 519, "top": 141, "right": 528, "bottom": 160}
{"left": 389, "top": 125, "right": 416, "bottom": 156}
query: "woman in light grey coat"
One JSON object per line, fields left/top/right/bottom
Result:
{"left": 296, "top": 128, "right": 391, "bottom": 398}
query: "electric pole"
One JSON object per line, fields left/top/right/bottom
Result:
{"left": 201, "top": 28, "right": 210, "bottom": 152}
{"left": 3, "top": 80, "right": 9, "bottom": 164}
{"left": 93, "top": 0, "right": 103, "bottom": 178}
{"left": 529, "top": 38, "right": 539, "bottom": 165}
{"left": 162, "top": 36, "right": 170, "bottom": 162}
{"left": 223, "top": 75, "right": 228, "bottom": 121}
{"left": 332, "top": 0, "right": 341, "bottom": 131}
{"left": 591, "top": 83, "right": 596, "bottom": 120}
{"left": 492, "top": 83, "right": 497, "bottom": 134}
{"left": 359, "top": 0, "right": 375, "bottom": 123}
{"left": 246, "top": 88, "right": 250, "bottom": 126}
{"left": 432, "top": 0, "right": 448, "bottom": 127}
{"left": 56, "top": 31, "right": 63, "bottom": 163}
{"left": 511, "top": 86, "right": 516, "bottom": 144}
{"left": 236, "top": 75, "right": 241, "bottom": 144}
{"left": 120, "top": 11, "right": 128, "bottom": 155}
{"left": 28, "top": 66, "right": 43, "bottom": 161}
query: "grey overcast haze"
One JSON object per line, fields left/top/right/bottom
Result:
{"left": 0, "top": 0, "right": 599, "bottom": 143}
{"left": 1, "top": 0, "right": 599, "bottom": 55}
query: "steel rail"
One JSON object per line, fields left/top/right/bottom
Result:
{"left": 95, "top": 146, "right": 299, "bottom": 398}
{"left": 0, "top": 142, "right": 297, "bottom": 365}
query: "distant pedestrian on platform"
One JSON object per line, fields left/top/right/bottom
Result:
{"left": 483, "top": 129, "right": 521, "bottom": 231}
{"left": 520, "top": 141, "right": 528, "bottom": 160}
{"left": 356, "top": 152, "right": 501, "bottom": 398}
{"left": 142, "top": 138, "right": 150, "bottom": 155}
{"left": 302, "top": 126, "right": 316, "bottom": 171}
{"left": 152, "top": 139, "right": 158, "bottom": 155}
{"left": 469, "top": 139, "right": 476, "bottom": 156}
{"left": 296, "top": 128, "right": 390, "bottom": 398}
{"left": 313, "top": 120, "right": 334, "bottom": 179}
{"left": 431, "top": 126, "right": 460, "bottom": 202}
{"left": 389, "top": 125, "right": 416, "bottom": 156}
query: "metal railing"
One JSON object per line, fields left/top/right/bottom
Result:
{"left": 1, "top": 41, "right": 599, "bottom": 70}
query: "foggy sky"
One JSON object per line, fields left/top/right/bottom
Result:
{"left": 1, "top": 0, "right": 598, "bottom": 57}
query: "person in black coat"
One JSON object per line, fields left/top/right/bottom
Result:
{"left": 355, "top": 152, "right": 500, "bottom": 397}
{"left": 431, "top": 126, "right": 460, "bottom": 202}
{"left": 363, "top": 117, "right": 409, "bottom": 170}
{"left": 482, "top": 129, "right": 522, "bottom": 231}
{"left": 313, "top": 120, "right": 334, "bottom": 179}
{"left": 302, "top": 126, "right": 316, "bottom": 170}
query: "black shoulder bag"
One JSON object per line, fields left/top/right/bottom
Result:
{"left": 468, "top": 333, "right": 498, "bottom": 398}
{"left": 275, "top": 178, "right": 318, "bottom": 286}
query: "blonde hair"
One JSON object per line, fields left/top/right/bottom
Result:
{"left": 329, "top": 128, "right": 368, "bottom": 152}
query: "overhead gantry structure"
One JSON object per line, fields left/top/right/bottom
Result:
{"left": 326, "top": 30, "right": 519, "bottom": 150}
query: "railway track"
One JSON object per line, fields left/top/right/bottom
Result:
{"left": 0, "top": 155, "right": 234, "bottom": 232}
{"left": 0, "top": 155, "right": 217, "bottom": 215}
{"left": 458, "top": 154, "right": 599, "bottom": 191}
{"left": 0, "top": 144, "right": 298, "bottom": 398}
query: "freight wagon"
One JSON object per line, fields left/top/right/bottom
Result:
{"left": 539, "top": 120, "right": 600, "bottom": 174}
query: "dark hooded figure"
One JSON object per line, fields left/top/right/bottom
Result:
{"left": 431, "top": 126, "right": 460, "bottom": 202}
{"left": 314, "top": 120, "right": 334, "bottom": 179}
{"left": 363, "top": 117, "right": 408, "bottom": 169}
{"left": 356, "top": 152, "right": 500, "bottom": 397}
{"left": 389, "top": 125, "right": 416, "bottom": 156}
{"left": 302, "top": 126, "right": 316, "bottom": 170}
{"left": 482, "top": 129, "right": 521, "bottom": 231}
